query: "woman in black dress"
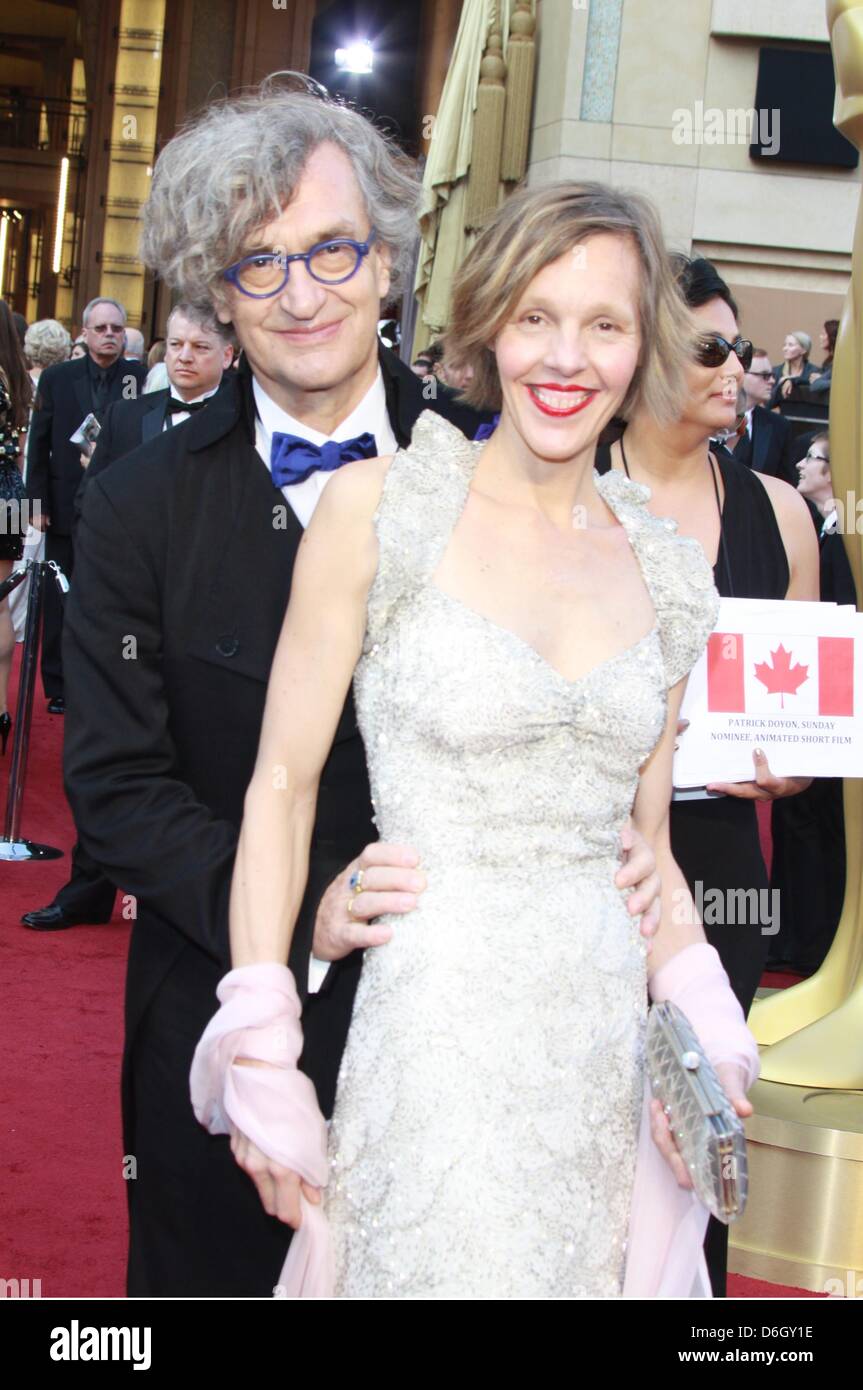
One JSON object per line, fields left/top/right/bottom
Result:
{"left": 595, "top": 257, "right": 819, "bottom": 1295}
{"left": 0, "top": 300, "right": 33, "bottom": 753}
{"left": 769, "top": 433, "right": 855, "bottom": 974}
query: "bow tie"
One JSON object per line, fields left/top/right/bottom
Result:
{"left": 473, "top": 413, "right": 500, "bottom": 442}
{"left": 270, "top": 431, "right": 378, "bottom": 488}
{"left": 166, "top": 397, "right": 207, "bottom": 414}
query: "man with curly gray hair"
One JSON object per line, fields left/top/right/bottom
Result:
{"left": 59, "top": 77, "right": 499, "bottom": 1297}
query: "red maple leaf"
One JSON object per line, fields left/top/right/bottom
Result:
{"left": 754, "top": 644, "right": 809, "bottom": 709}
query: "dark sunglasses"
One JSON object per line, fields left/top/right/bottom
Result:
{"left": 696, "top": 334, "right": 753, "bottom": 371}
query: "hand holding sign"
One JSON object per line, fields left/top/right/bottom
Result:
{"left": 673, "top": 597, "right": 863, "bottom": 786}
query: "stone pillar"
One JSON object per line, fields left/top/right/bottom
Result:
{"left": 230, "top": 0, "right": 315, "bottom": 91}
{"left": 74, "top": 0, "right": 122, "bottom": 323}
{"left": 417, "top": 0, "right": 464, "bottom": 154}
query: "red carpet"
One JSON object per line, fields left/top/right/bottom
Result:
{"left": 0, "top": 641, "right": 821, "bottom": 1299}
{"left": 0, "top": 642, "right": 127, "bottom": 1298}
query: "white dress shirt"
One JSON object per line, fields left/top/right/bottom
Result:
{"left": 164, "top": 381, "right": 222, "bottom": 429}
{"left": 253, "top": 369, "right": 397, "bottom": 526}
{"left": 252, "top": 368, "right": 397, "bottom": 990}
{"left": 821, "top": 507, "right": 839, "bottom": 538}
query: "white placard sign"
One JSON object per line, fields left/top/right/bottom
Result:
{"left": 673, "top": 598, "right": 863, "bottom": 786}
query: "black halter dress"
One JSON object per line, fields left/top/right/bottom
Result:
{"left": 594, "top": 441, "right": 790, "bottom": 1016}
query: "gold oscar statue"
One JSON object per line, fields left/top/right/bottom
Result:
{"left": 749, "top": 0, "right": 863, "bottom": 1084}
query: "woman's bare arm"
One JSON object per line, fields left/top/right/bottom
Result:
{"left": 230, "top": 455, "right": 391, "bottom": 970}
{"left": 632, "top": 678, "right": 753, "bottom": 1187}
{"left": 631, "top": 678, "right": 707, "bottom": 979}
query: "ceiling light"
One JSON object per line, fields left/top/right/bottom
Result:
{"left": 334, "top": 41, "right": 373, "bottom": 74}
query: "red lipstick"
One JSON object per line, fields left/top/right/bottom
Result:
{"left": 526, "top": 383, "right": 598, "bottom": 417}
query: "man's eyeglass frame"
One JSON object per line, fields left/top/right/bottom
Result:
{"left": 223, "top": 229, "right": 378, "bottom": 298}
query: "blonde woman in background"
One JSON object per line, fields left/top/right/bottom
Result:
{"left": 771, "top": 329, "right": 817, "bottom": 404}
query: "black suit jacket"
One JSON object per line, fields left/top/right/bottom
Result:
{"left": 71, "top": 381, "right": 230, "bottom": 531}
{"left": 733, "top": 405, "right": 797, "bottom": 487}
{"left": 26, "top": 354, "right": 148, "bottom": 535}
{"left": 803, "top": 499, "right": 858, "bottom": 607}
{"left": 62, "top": 347, "right": 486, "bottom": 1127}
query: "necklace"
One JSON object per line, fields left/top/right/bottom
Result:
{"left": 617, "top": 434, "right": 734, "bottom": 597}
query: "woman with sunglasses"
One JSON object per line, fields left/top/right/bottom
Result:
{"left": 596, "top": 255, "right": 818, "bottom": 1295}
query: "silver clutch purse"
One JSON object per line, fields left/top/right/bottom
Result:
{"left": 645, "top": 1001, "right": 749, "bottom": 1224}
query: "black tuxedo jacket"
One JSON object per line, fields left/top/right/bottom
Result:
{"left": 26, "top": 354, "right": 148, "bottom": 534}
{"left": 63, "top": 345, "right": 486, "bottom": 1127}
{"left": 803, "top": 499, "right": 857, "bottom": 607}
{"left": 733, "top": 405, "right": 797, "bottom": 487}
{"left": 90, "top": 386, "right": 173, "bottom": 467}
{"left": 71, "top": 381, "right": 230, "bottom": 531}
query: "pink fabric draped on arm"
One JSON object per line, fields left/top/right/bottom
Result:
{"left": 189, "top": 963, "right": 335, "bottom": 1297}
{"left": 622, "top": 942, "right": 760, "bottom": 1298}
{"left": 191, "top": 944, "right": 758, "bottom": 1299}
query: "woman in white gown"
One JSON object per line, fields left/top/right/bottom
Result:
{"left": 193, "top": 182, "right": 759, "bottom": 1298}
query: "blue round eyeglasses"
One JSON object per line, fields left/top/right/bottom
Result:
{"left": 223, "top": 229, "right": 378, "bottom": 298}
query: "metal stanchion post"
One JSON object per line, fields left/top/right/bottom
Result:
{"left": 0, "top": 558, "right": 68, "bottom": 861}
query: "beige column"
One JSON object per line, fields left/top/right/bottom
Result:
{"left": 417, "top": 0, "right": 464, "bottom": 155}
{"left": 75, "top": 0, "right": 122, "bottom": 324}
{"left": 230, "top": 0, "right": 315, "bottom": 91}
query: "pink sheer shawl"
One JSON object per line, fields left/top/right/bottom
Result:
{"left": 191, "top": 944, "right": 758, "bottom": 1299}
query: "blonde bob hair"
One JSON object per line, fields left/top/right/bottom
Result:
{"left": 447, "top": 181, "right": 697, "bottom": 425}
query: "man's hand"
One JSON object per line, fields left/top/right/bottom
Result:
{"left": 707, "top": 748, "right": 811, "bottom": 801}
{"left": 312, "top": 841, "right": 427, "bottom": 962}
{"left": 616, "top": 819, "right": 661, "bottom": 948}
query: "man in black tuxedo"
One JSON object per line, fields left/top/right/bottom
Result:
{"left": 22, "top": 303, "right": 234, "bottom": 932}
{"left": 72, "top": 302, "right": 235, "bottom": 530}
{"left": 62, "top": 84, "right": 660, "bottom": 1297}
{"left": 731, "top": 348, "right": 797, "bottom": 487}
{"left": 26, "top": 299, "right": 147, "bottom": 711}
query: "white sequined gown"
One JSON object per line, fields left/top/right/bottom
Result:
{"left": 325, "top": 411, "right": 718, "bottom": 1298}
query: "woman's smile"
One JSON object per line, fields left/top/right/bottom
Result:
{"left": 525, "top": 383, "right": 599, "bottom": 416}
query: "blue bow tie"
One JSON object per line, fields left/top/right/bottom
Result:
{"left": 473, "top": 413, "right": 500, "bottom": 442}
{"left": 270, "top": 431, "right": 378, "bottom": 487}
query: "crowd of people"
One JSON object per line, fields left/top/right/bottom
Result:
{"left": 0, "top": 75, "right": 853, "bottom": 1302}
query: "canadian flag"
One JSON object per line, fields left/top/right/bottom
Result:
{"left": 707, "top": 633, "right": 854, "bottom": 716}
